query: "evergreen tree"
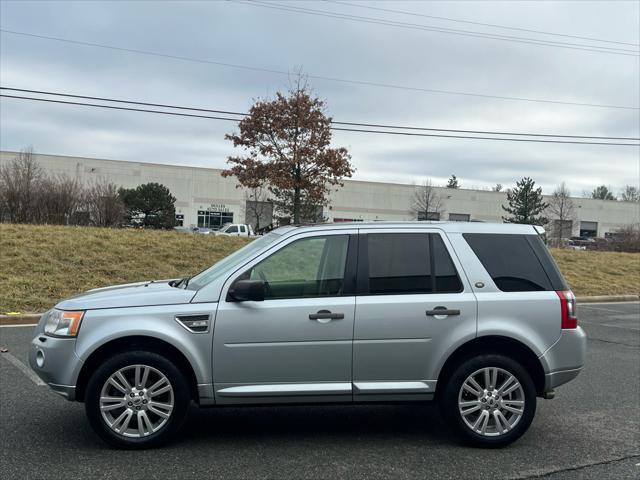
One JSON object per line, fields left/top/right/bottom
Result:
{"left": 446, "top": 175, "right": 459, "bottom": 189}
{"left": 591, "top": 185, "right": 616, "bottom": 200}
{"left": 502, "top": 177, "right": 548, "bottom": 225}
{"left": 118, "top": 183, "right": 176, "bottom": 228}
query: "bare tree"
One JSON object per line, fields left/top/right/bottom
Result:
{"left": 0, "top": 148, "right": 123, "bottom": 227}
{"left": 410, "top": 179, "right": 444, "bottom": 220}
{"left": 621, "top": 185, "right": 639, "bottom": 202}
{"left": 0, "top": 147, "right": 42, "bottom": 223}
{"left": 610, "top": 224, "right": 640, "bottom": 252}
{"left": 84, "top": 180, "right": 125, "bottom": 227}
{"left": 492, "top": 183, "right": 503, "bottom": 192}
{"left": 36, "top": 173, "right": 83, "bottom": 224}
{"left": 244, "top": 184, "right": 272, "bottom": 232}
{"left": 546, "top": 182, "right": 576, "bottom": 247}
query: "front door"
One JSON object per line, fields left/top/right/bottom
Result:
{"left": 353, "top": 229, "right": 477, "bottom": 401}
{"left": 213, "top": 230, "right": 357, "bottom": 404}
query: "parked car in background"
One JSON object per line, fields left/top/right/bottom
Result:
{"left": 29, "top": 222, "right": 585, "bottom": 449}
{"left": 192, "top": 227, "right": 212, "bottom": 235}
{"left": 564, "top": 239, "right": 587, "bottom": 251}
{"left": 215, "top": 223, "right": 254, "bottom": 237}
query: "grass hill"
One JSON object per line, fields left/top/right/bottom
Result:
{"left": 0, "top": 224, "right": 637, "bottom": 313}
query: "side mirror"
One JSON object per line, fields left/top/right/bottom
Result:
{"left": 228, "top": 279, "right": 265, "bottom": 302}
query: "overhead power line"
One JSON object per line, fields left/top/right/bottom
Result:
{"left": 236, "top": 0, "right": 640, "bottom": 56}
{"left": 3, "top": 87, "right": 638, "bottom": 141}
{"left": 1, "top": 29, "right": 637, "bottom": 111}
{"left": 1, "top": 92, "right": 638, "bottom": 147}
{"left": 1, "top": 88, "right": 248, "bottom": 118}
{"left": 325, "top": 0, "right": 640, "bottom": 47}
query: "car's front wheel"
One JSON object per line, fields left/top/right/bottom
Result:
{"left": 85, "top": 351, "right": 190, "bottom": 449}
{"left": 440, "top": 354, "right": 536, "bottom": 448}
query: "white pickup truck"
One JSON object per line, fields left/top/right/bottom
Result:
{"left": 215, "top": 223, "right": 255, "bottom": 237}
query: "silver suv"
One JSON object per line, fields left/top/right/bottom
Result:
{"left": 29, "top": 222, "right": 586, "bottom": 448}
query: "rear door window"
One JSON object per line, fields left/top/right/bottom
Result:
{"left": 363, "top": 233, "right": 462, "bottom": 295}
{"left": 432, "top": 234, "right": 463, "bottom": 293}
{"left": 367, "top": 233, "right": 432, "bottom": 294}
{"left": 463, "top": 234, "right": 554, "bottom": 292}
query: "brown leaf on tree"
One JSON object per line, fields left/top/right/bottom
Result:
{"left": 222, "top": 81, "right": 354, "bottom": 224}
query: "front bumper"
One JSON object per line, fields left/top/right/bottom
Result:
{"left": 540, "top": 326, "right": 587, "bottom": 391}
{"left": 29, "top": 333, "right": 84, "bottom": 401}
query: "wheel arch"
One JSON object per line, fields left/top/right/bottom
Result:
{"left": 436, "top": 335, "right": 546, "bottom": 397}
{"left": 75, "top": 335, "right": 199, "bottom": 403}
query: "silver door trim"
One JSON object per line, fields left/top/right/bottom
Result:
{"left": 224, "top": 340, "right": 352, "bottom": 348}
{"left": 353, "top": 338, "right": 431, "bottom": 344}
{"left": 216, "top": 382, "right": 352, "bottom": 397}
{"left": 353, "top": 381, "right": 431, "bottom": 394}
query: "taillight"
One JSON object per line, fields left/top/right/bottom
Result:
{"left": 556, "top": 290, "right": 578, "bottom": 329}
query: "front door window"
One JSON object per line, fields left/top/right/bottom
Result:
{"left": 247, "top": 235, "right": 349, "bottom": 299}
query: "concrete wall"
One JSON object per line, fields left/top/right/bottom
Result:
{"left": 1, "top": 150, "right": 638, "bottom": 237}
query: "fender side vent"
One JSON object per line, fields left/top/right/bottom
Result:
{"left": 175, "top": 314, "right": 210, "bottom": 333}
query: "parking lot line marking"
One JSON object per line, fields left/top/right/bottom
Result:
{"left": 0, "top": 323, "right": 37, "bottom": 328}
{"left": 579, "top": 320, "right": 640, "bottom": 331}
{"left": 0, "top": 352, "right": 46, "bottom": 386}
{"left": 600, "top": 323, "right": 640, "bottom": 331}
{"left": 580, "top": 305, "right": 628, "bottom": 314}
{"left": 580, "top": 301, "right": 640, "bottom": 307}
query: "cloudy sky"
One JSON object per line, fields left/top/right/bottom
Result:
{"left": 1, "top": 0, "right": 638, "bottom": 195}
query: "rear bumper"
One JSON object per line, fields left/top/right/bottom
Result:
{"left": 540, "top": 327, "right": 587, "bottom": 391}
{"left": 544, "top": 367, "right": 582, "bottom": 390}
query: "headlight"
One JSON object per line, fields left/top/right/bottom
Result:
{"left": 44, "top": 310, "right": 85, "bottom": 337}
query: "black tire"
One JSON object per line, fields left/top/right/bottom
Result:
{"left": 85, "top": 350, "right": 191, "bottom": 449}
{"left": 439, "top": 354, "right": 536, "bottom": 448}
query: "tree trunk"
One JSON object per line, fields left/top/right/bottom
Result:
{"left": 293, "top": 187, "right": 301, "bottom": 224}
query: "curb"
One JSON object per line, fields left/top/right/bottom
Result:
{"left": 0, "top": 314, "right": 41, "bottom": 326}
{"left": 576, "top": 294, "right": 639, "bottom": 303}
{"left": 1, "top": 294, "right": 638, "bottom": 326}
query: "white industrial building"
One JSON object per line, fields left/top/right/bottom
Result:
{"left": 1, "top": 150, "right": 638, "bottom": 237}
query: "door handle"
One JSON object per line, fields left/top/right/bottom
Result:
{"left": 309, "top": 310, "right": 344, "bottom": 321}
{"left": 426, "top": 306, "right": 460, "bottom": 316}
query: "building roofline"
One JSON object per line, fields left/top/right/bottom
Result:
{"left": 1, "top": 150, "right": 637, "bottom": 205}
{"left": 0, "top": 150, "right": 508, "bottom": 194}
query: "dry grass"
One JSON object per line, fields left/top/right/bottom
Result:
{"left": 0, "top": 224, "right": 249, "bottom": 313}
{"left": 550, "top": 248, "right": 639, "bottom": 297}
{"left": 0, "top": 224, "right": 638, "bottom": 313}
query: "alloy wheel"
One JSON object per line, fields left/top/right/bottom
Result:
{"left": 99, "top": 364, "right": 174, "bottom": 438}
{"left": 457, "top": 367, "right": 525, "bottom": 437}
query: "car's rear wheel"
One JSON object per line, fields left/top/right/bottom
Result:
{"left": 85, "top": 351, "right": 190, "bottom": 449}
{"left": 440, "top": 354, "right": 536, "bottom": 448}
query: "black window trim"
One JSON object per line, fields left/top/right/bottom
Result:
{"left": 356, "top": 231, "right": 464, "bottom": 296}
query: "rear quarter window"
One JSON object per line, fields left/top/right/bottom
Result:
{"left": 463, "top": 233, "right": 561, "bottom": 292}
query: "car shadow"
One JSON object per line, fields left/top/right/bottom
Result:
{"left": 176, "top": 402, "right": 457, "bottom": 447}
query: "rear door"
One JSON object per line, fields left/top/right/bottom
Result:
{"left": 353, "top": 228, "right": 477, "bottom": 401}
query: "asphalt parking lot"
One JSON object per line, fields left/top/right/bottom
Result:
{"left": 1, "top": 302, "right": 638, "bottom": 480}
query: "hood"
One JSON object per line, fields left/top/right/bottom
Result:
{"left": 55, "top": 279, "right": 196, "bottom": 311}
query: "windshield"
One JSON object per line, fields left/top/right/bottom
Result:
{"left": 188, "top": 232, "right": 281, "bottom": 289}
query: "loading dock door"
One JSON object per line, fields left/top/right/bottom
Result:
{"left": 580, "top": 221, "right": 598, "bottom": 237}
